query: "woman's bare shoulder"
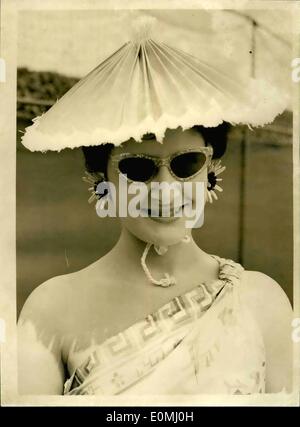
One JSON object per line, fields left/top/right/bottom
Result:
{"left": 18, "top": 258, "right": 110, "bottom": 329}
{"left": 240, "top": 270, "right": 293, "bottom": 392}
{"left": 240, "top": 270, "right": 292, "bottom": 314}
{"left": 239, "top": 270, "right": 293, "bottom": 335}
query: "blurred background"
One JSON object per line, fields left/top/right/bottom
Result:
{"left": 16, "top": 9, "right": 294, "bottom": 315}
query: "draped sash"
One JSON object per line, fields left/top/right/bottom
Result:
{"left": 63, "top": 256, "right": 266, "bottom": 395}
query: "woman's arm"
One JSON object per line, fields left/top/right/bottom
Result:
{"left": 18, "top": 279, "right": 65, "bottom": 395}
{"left": 241, "top": 271, "right": 293, "bottom": 393}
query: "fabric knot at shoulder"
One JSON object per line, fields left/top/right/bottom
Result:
{"left": 211, "top": 255, "right": 244, "bottom": 288}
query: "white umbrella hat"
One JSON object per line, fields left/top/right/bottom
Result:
{"left": 20, "top": 15, "right": 288, "bottom": 153}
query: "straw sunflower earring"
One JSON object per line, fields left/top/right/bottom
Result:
{"left": 82, "top": 171, "right": 107, "bottom": 204}
{"left": 206, "top": 159, "right": 226, "bottom": 203}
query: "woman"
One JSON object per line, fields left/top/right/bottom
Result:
{"left": 18, "top": 16, "right": 292, "bottom": 395}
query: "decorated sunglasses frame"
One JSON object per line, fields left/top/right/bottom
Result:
{"left": 110, "top": 146, "right": 213, "bottom": 183}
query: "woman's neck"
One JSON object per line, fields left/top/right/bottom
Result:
{"left": 107, "top": 228, "right": 212, "bottom": 282}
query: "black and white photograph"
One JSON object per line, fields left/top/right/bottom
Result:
{"left": 0, "top": 0, "right": 299, "bottom": 406}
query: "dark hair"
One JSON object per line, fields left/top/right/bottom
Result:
{"left": 82, "top": 122, "right": 230, "bottom": 177}
{"left": 193, "top": 122, "right": 230, "bottom": 159}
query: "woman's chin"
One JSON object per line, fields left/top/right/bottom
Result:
{"left": 124, "top": 216, "right": 188, "bottom": 248}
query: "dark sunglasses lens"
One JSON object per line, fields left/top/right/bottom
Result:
{"left": 118, "top": 157, "right": 156, "bottom": 182}
{"left": 170, "top": 152, "right": 207, "bottom": 178}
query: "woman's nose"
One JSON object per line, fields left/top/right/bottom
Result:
{"left": 151, "top": 165, "right": 183, "bottom": 207}
{"left": 155, "top": 164, "right": 174, "bottom": 184}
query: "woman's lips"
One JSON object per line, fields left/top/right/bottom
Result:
{"left": 140, "top": 204, "right": 188, "bottom": 222}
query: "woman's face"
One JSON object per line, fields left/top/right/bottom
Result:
{"left": 107, "top": 127, "right": 209, "bottom": 247}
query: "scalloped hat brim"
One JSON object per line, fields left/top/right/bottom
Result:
{"left": 21, "top": 38, "right": 288, "bottom": 153}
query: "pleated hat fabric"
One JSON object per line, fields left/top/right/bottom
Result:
{"left": 21, "top": 15, "right": 288, "bottom": 152}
